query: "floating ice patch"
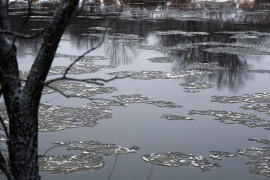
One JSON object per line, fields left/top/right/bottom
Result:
{"left": 161, "top": 114, "right": 193, "bottom": 121}
{"left": 147, "top": 57, "right": 174, "bottom": 63}
{"left": 230, "top": 34, "right": 259, "bottom": 39}
{"left": 39, "top": 104, "right": 112, "bottom": 132}
{"left": 110, "top": 33, "right": 143, "bottom": 41}
{"left": 146, "top": 101, "right": 182, "bottom": 108}
{"left": 105, "top": 33, "right": 144, "bottom": 44}
{"left": 216, "top": 31, "right": 259, "bottom": 39}
{"left": 39, "top": 154, "right": 104, "bottom": 173}
{"left": 109, "top": 71, "right": 183, "bottom": 80}
{"left": 43, "top": 81, "right": 117, "bottom": 98}
{"left": 156, "top": 30, "right": 209, "bottom": 36}
{"left": 88, "top": 100, "right": 125, "bottom": 107}
{"left": 108, "top": 70, "right": 212, "bottom": 80}
{"left": 194, "top": 42, "right": 254, "bottom": 48}
{"left": 166, "top": 44, "right": 198, "bottom": 51}
{"left": 142, "top": 152, "right": 218, "bottom": 171}
{"left": 108, "top": 95, "right": 182, "bottom": 108}
{"left": 247, "top": 69, "right": 270, "bottom": 74}
{"left": 211, "top": 93, "right": 270, "bottom": 104}
{"left": 72, "top": 56, "right": 107, "bottom": 62}
{"left": 209, "top": 151, "right": 237, "bottom": 160}
{"left": 184, "top": 90, "right": 200, "bottom": 93}
{"left": 113, "top": 94, "right": 151, "bottom": 104}
{"left": 89, "top": 26, "right": 111, "bottom": 31}
{"left": 204, "top": 47, "right": 270, "bottom": 55}
{"left": 55, "top": 54, "right": 107, "bottom": 62}
{"left": 238, "top": 138, "right": 270, "bottom": 178}
{"left": 189, "top": 110, "right": 266, "bottom": 128}
{"left": 180, "top": 82, "right": 214, "bottom": 89}
{"left": 49, "top": 63, "right": 112, "bottom": 76}
{"left": 241, "top": 104, "right": 270, "bottom": 116}
{"left": 185, "top": 62, "right": 224, "bottom": 71}
{"left": 217, "top": 31, "right": 270, "bottom": 38}
{"left": 248, "top": 138, "right": 270, "bottom": 145}
{"left": 54, "top": 141, "right": 138, "bottom": 155}
{"left": 193, "top": 41, "right": 226, "bottom": 46}
{"left": 138, "top": 44, "right": 196, "bottom": 52}
{"left": 40, "top": 141, "right": 138, "bottom": 174}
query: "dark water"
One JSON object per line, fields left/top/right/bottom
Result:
{"left": 6, "top": 0, "right": 270, "bottom": 179}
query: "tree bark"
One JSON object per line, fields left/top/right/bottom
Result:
{"left": 0, "top": 0, "right": 79, "bottom": 179}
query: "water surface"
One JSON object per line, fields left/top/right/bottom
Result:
{"left": 5, "top": 0, "right": 270, "bottom": 179}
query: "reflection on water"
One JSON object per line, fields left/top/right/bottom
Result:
{"left": 12, "top": 5, "right": 270, "bottom": 91}
{"left": 6, "top": 1, "right": 270, "bottom": 180}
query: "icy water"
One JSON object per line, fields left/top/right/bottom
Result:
{"left": 4, "top": 0, "right": 270, "bottom": 179}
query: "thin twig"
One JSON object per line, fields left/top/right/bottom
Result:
{"left": 45, "top": 77, "right": 105, "bottom": 86}
{"left": 146, "top": 164, "right": 155, "bottom": 180}
{"left": 45, "top": 75, "right": 128, "bottom": 86}
{"left": 11, "top": 0, "right": 39, "bottom": 49}
{"left": 63, "top": 9, "right": 121, "bottom": 78}
{"left": 0, "top": 29, "right": 45, "bottom": 39}
{"left": 42, "top": 145, "right": 64, "bottom": 156}
{"left": 8, "top": 0, "right": 18, "bottom": 6}
{"left": 1, "top": 67, "right": 127, "bottom": 101}
{"left": 107, "top": 155, "right": 119, "bottom": 180}
{"left": 45, "top": 84, "right": 117, "bottom": 102}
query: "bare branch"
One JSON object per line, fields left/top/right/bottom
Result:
{"left": 10, "top": 0, "right": 35, "bottom": 48}
{"left": 42, "top": 145, "right": 64, "bottom": 156}
{"left": 0, "top": 68, "right": 39, "bottom": 86}
{"left": 45, "top": 77, "right": 105, "bottom": 86}
{"left": 63, "top": 10, "right": 121, "bottom": 78}
{"left": 45, "top": 84, "right": 119, "bottom": 102}
{"left": 0, "top": 29, "right": 45, "bottom": 39}
{"left": 0, "top": 0, "right": 17, "bottom": 8}
{"left": 1, "top": 67, "right": 128, "bottom": 101}
{"left": 8, "top": 0, "right": 18, "bottom": 6}
{"left": 45, "top": 75, "right": 128, "bottom": 86}
{"left": 0, "top": 151, "right": 15, "bottom": 180}
{"left": 0, "top": 115, "right": 9, "bottom": 138}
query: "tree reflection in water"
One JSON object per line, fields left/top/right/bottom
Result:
{"left": 12, "top": 0, "right": 270, "bottom": 93}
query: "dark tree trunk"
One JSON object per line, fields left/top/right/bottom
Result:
{"left": 0, "top": 0, "right": 80, "bottom": 179}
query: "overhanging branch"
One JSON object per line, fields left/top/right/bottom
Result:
{"left": 0, "top": 29, "right": 45, "bottom": 39}
{"left": 63, "top": 8, "right": 121, "bottom": 78}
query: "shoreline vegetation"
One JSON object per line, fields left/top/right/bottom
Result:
{"left": 9, "top": 0, "right": 270, "bottom": 11}
{"left": 8, "top": 0, "right": 270, "bottom": 26}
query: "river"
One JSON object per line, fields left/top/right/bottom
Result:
{"left": 5, "top": 0, "right": 270, "bottom": 179}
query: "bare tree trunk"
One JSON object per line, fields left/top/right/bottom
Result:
{"left": 0, "top": 0, "right": 79, "bottom": 179}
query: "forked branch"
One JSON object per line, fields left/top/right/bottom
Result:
{"left": 0, "top": 151, "right": 14, "bottom": 180}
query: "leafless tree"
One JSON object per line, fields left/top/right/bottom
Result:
{"left": 0, "top": 0, "right": 120, "bottom": 179}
